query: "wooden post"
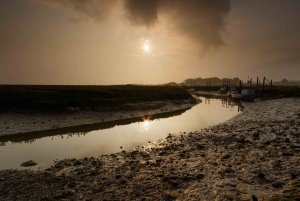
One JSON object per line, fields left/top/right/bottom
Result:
{"left": 239, "top": 80, "right": 242, "bottom": 93}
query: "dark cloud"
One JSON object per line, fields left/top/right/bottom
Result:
{"left": 123, "top": 0, "right": 160, "bottom": 26}
{"left": 45, "top": 0, "right": 231, "bottom": 50}
{"left": 124, "top": 0, "right": 231, "bottom": 49}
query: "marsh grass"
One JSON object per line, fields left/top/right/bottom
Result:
{"left": 0, "top": 85, "right": 192, "bottom": 113}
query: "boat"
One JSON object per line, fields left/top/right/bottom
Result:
{"left": 230, "top": 89, "right": 255, "bottom": 101}
{"left": 218, "top": 87, "right": 228, "bottom": 94}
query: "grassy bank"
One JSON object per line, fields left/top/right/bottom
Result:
{"left": 0, "top": 85, "right": 193, "bottom": 113}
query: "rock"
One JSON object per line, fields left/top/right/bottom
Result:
{"left": 264, "top": 141, "right": 271, "bottom": 145}
{"left": 166, "top": 178, "right": 180, "bottom": 188}
{"left": 20, "top": 160, "right": 37, "bottom": 167}
{"left": 163, "top": 194, "right": 176, "bottom": 201}
{"left": 257, "top": 172, "right": 265, "bottom": 179}
{"left": 252, "top": 194, "right": 258, "bottom": 201}
{"left": 196, "top": 173, "right": 204, "bottom": 180}
{"left": 290, "top": 143, "right": 300, "bottom": 148}
{"left": 237, "top": 137, "right": 246, "bottom": 144}
{"left": 196, "top": 144, "right": 205, "bottom": 149}
{"left": 252, "top": 132, "right": 259, "bottom": 139}
{"left": 282, "top": 152, "right": 294, "bottom": 157}
{"left": 89, "top": 170, "right": 99, "bottom": 176}
{"left": 68, "top": 181, "right": 77, "bottom": 188}
{"left": 54, "top": 161, "right": 65, "bottom": 169}
{"left": 54, "top": 190, "right": 74, "bottom": 199}
{"left": 119, "top": 178, "right": 127, "bottom": 185}
{"left": 272, "top": 181, "right": 285, "bottom": 188}
{"left": 290, "top": 170, "right": 298, "bottom": 179}
{"left": 222, "top": 154, "right": 231, "bottom": 160}
{"left": 224, "top": 167, "right": 234, "bottom": 173}
{"left": 40, "top": 196, "right": 52, "bottom": 201}
{"left": 73, "top": 160, "right": 82, "bottom": 166}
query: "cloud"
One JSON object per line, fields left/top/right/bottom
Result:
{"left": 44, "top": 0, "right": 118, "bottom": 20}
{"left": 44, "top": 0, "right": 231, "bottom": 49}
{"left": 124, "top": 0, "right": 231, "bottom": 49}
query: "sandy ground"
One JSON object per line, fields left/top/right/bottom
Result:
{"left": 0, "top": 98, "right": 299, "bottom": 201}
{"left": 0, "top": 99, "right": 197, "bottom": 136}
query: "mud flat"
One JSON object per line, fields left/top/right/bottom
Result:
{"left": 0, "top": 98, "right": 299, "bottom": 201}
{"left": 0, "top": 85, "right": 196, "bottom": 136}
{"left": 0, "top": 100, "right": 197, "bottom": 136}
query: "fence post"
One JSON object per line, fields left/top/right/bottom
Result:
{"left": 271, "top": 80, "right": 273, "bottom": 88}
{"left": 263, "top": 76, "right": 266, "bottom": 94}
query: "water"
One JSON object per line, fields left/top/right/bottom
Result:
{"left": 0, "top": 97, "right": 241, "bottom": 170}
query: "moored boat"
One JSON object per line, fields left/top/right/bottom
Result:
{"left": 231, "top": 89, "right": 255, "bottom": 101}
{"left": 218, "top": 87, "right": 228, "bottom": 94}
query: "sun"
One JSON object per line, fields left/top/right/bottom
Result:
{"left": 142, "top": 42, "right": 151, "bottom": 53}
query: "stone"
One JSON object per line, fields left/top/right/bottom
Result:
{"left": 54, "top": 190, "right": 74, "bottom": 199}
{"left": 252, "top": 132, "right": 259, "bottom": 139}
{"left": 196, "top": 173, "right": 205, "bottom": 180}
{"left": 252, "top": 194, "right": 258, "bottom": 201}
{"left": 163, "top": 194, "right": 176, "bottom": 201}
{"left": 291, "top": 143, "right": 300, "bottom": 148}
{"left": 68, "top": 181, "right": 77, "bottom": 188}
{"left": 272, "top": 181, "right": 285, "bottom": 188}
{"left": 222, "top": 154, "right": 231, "bottom": 159}
{"left": 20, "top": 160, "right": 37, "bottom": 167}
{"left": 40, "top": 196, "right": 52, "bottom": 201}
{"left": 224, "top": 167, "right": 234, "bottom": 173}
{"left": 73, "top": 160, "right": 82, "bottom": 166}
{"left": 257, "top": 172, "right": 265, "bottom": 179}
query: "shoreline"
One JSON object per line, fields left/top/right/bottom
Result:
{"left": 0, "top": 98, "right": 198, "bottom": 137}
{"left": 193, "top": 90, "right": 229, "bottom": 99}
{"left": 0, "top": 98, "right": 299, "bottom": 200}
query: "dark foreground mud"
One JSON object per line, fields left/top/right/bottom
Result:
{"left": 0, "top": 98, "right": 299, "bottom": 201}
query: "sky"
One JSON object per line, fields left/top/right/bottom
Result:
{"left": 0, "top": 0, "right": 299, "bottom": 85}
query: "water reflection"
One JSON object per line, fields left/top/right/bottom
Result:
{"left": 141, "top": 120, "right": 150, "bottom": 132}
{"left": 0, "top": 108, "right": 190, "bottom": 145}
{"left": 0, "top": 97, "right": 241, "bottom": 170}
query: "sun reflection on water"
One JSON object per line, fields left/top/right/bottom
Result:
{"left": 140, "top": 118, "right": 151, "bottom": 132}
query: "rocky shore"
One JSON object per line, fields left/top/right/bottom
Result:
{"left": 0, "top": 98, "right": 299, "bottom": 201}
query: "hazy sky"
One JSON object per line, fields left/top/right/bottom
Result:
{"left": 0, "top": 0, "right": 299, "bottom": 84}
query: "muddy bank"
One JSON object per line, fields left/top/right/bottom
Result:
{"left": 0, "top": 99, "right": 197, "bottom": 136}
{"left": 0, "top": 98, "right": 299, "bottom": 201}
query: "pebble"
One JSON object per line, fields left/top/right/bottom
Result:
{"left": 20, "top": 160, "right": 37, "bottom": 167}
{"left": 272, "top": 181, "right": 285, "bottom": 188}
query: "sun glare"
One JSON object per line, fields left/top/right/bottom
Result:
{"left": 140, "top": 118, "right": 151, "bottom": 132}
{"left": 142, "top": 41, "right": 151, "bottom": 53}
{"left": 143, "top": 120, "right": 150, "bottom": 127}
